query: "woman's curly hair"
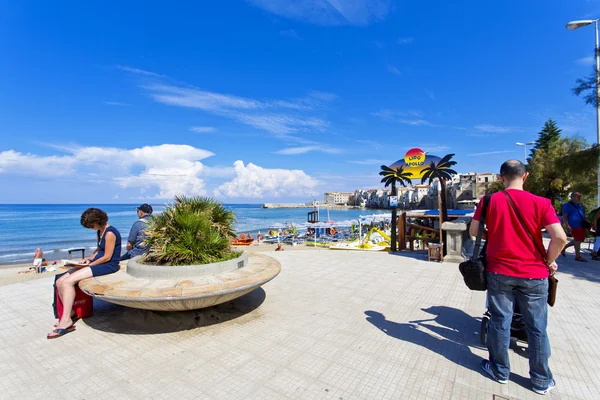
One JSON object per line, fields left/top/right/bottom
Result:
{"left": 80, "top": 208, "right": 108, "bottom": 228}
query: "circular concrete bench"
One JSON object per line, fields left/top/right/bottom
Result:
{"left": 78, "top": 253, "right": 280, "bottom": 311}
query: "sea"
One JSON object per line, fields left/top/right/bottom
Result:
{"left": 0, "top": 204, "right": 389, "bottom": 265}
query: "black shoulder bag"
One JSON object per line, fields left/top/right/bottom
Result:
{"left": 503, "top": 191, "right": 558, "bottom": 307}
{"left": 459, "top": 194, "right": 491, "bottom": 291}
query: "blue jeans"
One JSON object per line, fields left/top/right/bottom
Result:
{"left": 486, "top": 272, "right": 553, "bottom": 389}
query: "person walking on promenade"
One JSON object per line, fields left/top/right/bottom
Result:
{"left": 120, "top": 203, "right": 152, "bottom": 261}
{"left": 561, "top": 192, "right": 591, "bottom": 262}
{"left": 49, "top": 208, "right": 122, "bottom": 339}
{"left": 469, "top": 160, "right": 567, "bottom": 395}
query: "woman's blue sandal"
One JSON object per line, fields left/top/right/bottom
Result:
{"left": 47, "top": 325, "right": 76, "bottom": 339}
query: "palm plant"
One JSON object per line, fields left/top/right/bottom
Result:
{"left": 420, "top": 154, "right": 458, "bottom": 222}
{"left": 379, "top": 165, "right": 413, "bottom": 189}
{"left": 379, "top": 165, "right": 413, "bottom": 251}
{"left": 141, "top": 196, "right": 241, "bottom": 266}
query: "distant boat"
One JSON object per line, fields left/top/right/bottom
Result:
{"left": 231, "top": 234, "right": 255, "bottom": 246}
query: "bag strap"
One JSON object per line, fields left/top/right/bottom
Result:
{"left": 570, "top": 200, "right": 586, "bottom": 220}
{"left": 502, "top": 191, "right": 550, "bottom": 271}
{"left": 471, "top": 194, "right": 491, "bottom": 261}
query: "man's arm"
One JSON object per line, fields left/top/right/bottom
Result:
{"left": 127, "top": 222, "right": 141, "bottom": 251}
{"left": 469, "top": 220, "right": 488, "bottom": 240}
{"left": 545, "top": 222, "right": 568, "bottom": 266}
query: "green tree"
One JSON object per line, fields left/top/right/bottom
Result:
{"left": 486, "top": 181, "right": 505, "bottom": 194}
{"left": 142, "top": 196, "right": 240, "bottom": 266}
{"left": 529, "top": 119, "right": 562, "bottom": 162}
{"left": 379, "top": 165, "right": 413, "bottom": 251}
{"left": 572, "top": 71, "right": 598, "bottom": 108}
{"left": 525, "top": 136, "right": 598, "bottom": 212}
{"left": 420, "top": 154, "right": 458, "bottom": 222}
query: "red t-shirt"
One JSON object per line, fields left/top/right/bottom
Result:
{"left": 473, "top": 189, "right": 559, "bottom": 279}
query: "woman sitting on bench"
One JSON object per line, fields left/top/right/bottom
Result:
{"left": 48, "top": 208, "right": 122, "bottom": 339}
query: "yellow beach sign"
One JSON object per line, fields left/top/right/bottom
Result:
{"left": 390, "top": 148, "right": 442, "bottom": 179}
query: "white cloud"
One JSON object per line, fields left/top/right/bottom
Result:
{"left": 397, "top": 37, "right": 413, "bottom": 44}
{"left": 214, "top": 160, "right": 320, "bottom": 198}
{"left": 0, "top": 144, "right": 214, "bottom": 199}
{"left": 372, "top": 40, "right": 384, "bottom": 48}
{"left": 116, "top": 65, "right": 162, "bottom": 77}
{"left": 140, "top": 82, "right": 330, "bottom": 135}
{"left": 146, "top": 84, "right": 262, "bottom": 111}
{"left": 226, "top": 113, "right": 329, "bottom": 134}
{"left": 576, "top": 56, "right": 594, "bottom": 66}
{"left": 103, "top": 101, "right": 130, "bottom": 106}
{"left": 248, "top": 0, "right": 392, "bottom": 26}
{"left": 280, "top": 29, "right": 302, "bottom": 40}
{"left": 348, "top": 159, "right": 389, "bottom": 165}
{"left": 475, "top": 124, "right": 522, "bottom": 133}
{"left": 387, "top": 64, "right": 402, "bottom": 76}
{"left": 373, "top": 109, "right": 442, "bottom": 127}
{"left": 467, "top": 150, "right": 516, "bottom": 156}
{"left": 190, "top": 126, "right": 216, "bottom": 133}
{"left": 275, "top": 146, "right": 340, "bottom": 155}
{"left": 0, "top": 150, "right": 77, "bottom": 176}
{"left": 424, "top": 89, "right": 436, "bottom": 100}
{"left": 308, "top": 91, "right": 337, "bottom": 101}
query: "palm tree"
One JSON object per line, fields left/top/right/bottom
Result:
{"left": 379, "top": 165, "right": 413, "bottom": 189}
{"left": 379, "top": 165, "right": 413, "bottom": 251}
{"left": 141, "top": 196, "right": 240, "bottom": 266}
{"left": 420, "top": 154, "right": 458, "bottom": 223}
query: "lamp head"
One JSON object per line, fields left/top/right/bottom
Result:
{"left": 566, "top": 20, "right": 596, "bottom": 30}
{"left": 516, "top": 142, "right": 525, "bottom": 146}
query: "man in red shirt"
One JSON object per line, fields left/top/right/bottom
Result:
{"left": 469, "top": 160, "right": 567, "bottom": 395}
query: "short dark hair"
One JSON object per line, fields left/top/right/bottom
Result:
{"left": 500, "top": 160, "right": 526, "bottom": 180}
{"left": 80, "top": 208, "right": 108, "bottom": 228}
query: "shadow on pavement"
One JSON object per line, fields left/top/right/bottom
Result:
{"left": 365, "top": 307, "right": 483, "bottom": 373}
{"left": 555, "top": 253, "right": 600, "bottom": 283}
{"left": 387, "top": 250, "right": 429, "bottom": 261}
{"left": 84, "top": 288, "right": 266, "bottom": 334}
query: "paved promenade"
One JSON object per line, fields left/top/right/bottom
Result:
{"left": 1, "top": 249, "right": 598, "bottom": 399}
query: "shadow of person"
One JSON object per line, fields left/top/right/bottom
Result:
{"left": 365, "top": 310, "right": 483, "bottom": 372}
{"left": 408, "top": 306, "right": 482, "bottom": 347}
{"left": 84, "top": 288, "right": 266, "bottom": 334}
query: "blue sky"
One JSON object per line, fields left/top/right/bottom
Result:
{"left": 1, "top": 0, "right": 599, "bottom": 203}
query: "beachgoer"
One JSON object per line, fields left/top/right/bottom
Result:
{"left": 561, "top": 192, "right": 591, "bottom": 262}
{"left": 32, "top": 248, "right": 43, "bottom": 273}
{"left": 470, "top": 160, "right": 567, "bottom": 395}
{"left": 49, "top": 208, "right": 122, "bottom": 339}
{"left": 275, "top": 243, "right": 284, "bottom": 251}
{"left": 247, "top": 232, "right": 253, "bottom": 239}
{"left": 120, "top": 203, "right": 152, "bottom": 261}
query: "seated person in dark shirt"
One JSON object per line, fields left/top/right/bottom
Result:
{"left": 120, "top": 203, "right": 152, "bottom": 261}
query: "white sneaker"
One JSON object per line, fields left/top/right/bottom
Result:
{"left": 532, "top": 380, "right": 556, "bottom": 395}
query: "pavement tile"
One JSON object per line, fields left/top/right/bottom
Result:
{"left": 0, "top": 249, "right": 598, "bottom": 399}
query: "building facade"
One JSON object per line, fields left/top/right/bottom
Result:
{"left": 324, "top": 192, "right": 353, "bottom": 205}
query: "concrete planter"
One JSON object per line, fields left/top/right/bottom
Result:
{"left": 127, "top": 252, "right": 248, "bottom": 279}
{"left": 79, "top": 252, "right": 280, "bottom": 311}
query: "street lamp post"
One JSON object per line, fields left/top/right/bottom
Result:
{"left": 516, "top": 141, "right": 535, "bottom": 163}
{"left": 567, "top": 19, "right": 600, "bottom": 207}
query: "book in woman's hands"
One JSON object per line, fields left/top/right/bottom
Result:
{"left": 62, "top": 260, "right": 88, "bottom": 267}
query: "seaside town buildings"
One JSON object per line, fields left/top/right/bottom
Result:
{"left": 324, "top": 172, "right": 500, "bottom": 210}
